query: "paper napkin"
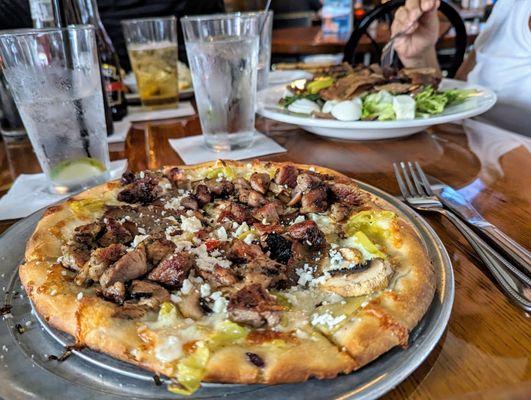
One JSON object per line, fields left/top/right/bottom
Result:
{"left": 0, "top": 159, "right": 128, "bottom": 220}
{"left": 168, "top": 132, "right": 287, "bottom": 165}
{"left": 108, "top": 102, "right": 196, "bottom": 144}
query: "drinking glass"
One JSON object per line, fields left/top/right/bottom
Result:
{"left": 0, "top": 26, "right": 110, "bottom": 194}
{"left": 181, "top": 13, "right": 260, "bottom": 152}
{"left": 122, "top": 17, "right": 179, "bottom": 109}
{"left": 255, "top": 11, "right": 273, "bottom": 91}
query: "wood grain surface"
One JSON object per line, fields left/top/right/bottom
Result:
{"left": 0, "top": 113, "right": 529, "bottom": 399}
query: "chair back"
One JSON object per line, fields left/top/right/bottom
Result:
{"left": 343, "top": 0, "right": 467, "bottom": 77}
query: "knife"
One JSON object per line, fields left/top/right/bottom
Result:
{"left": 428, "top": 176, "right": 531, "bottom": 275}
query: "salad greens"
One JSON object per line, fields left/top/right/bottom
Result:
{"left": 361, "top": 91, "right": 396, "bottom": 121}
{"left": 415, "top": 86, "right": 475, "bottom": 116}
{"left": 280, "top": 93, "right": 322, "bottom": 108}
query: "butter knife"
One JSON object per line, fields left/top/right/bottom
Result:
{"left": 429, "top": 176, "right": 531, "bottom": 275}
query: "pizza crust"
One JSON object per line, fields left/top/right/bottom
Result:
{"left": 19, "top": 160, "right": 436, "bottom": 387}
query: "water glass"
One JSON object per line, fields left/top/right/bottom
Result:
{"left": 122, "top": 17, "right": 179, "bottom": 109}
{"left": 255, "top": 11, "right": 273, "bottom": 91}
{"left": 181, "top": 13, "right": 260, "bottom": 152}
{"left": 0, "top": 26, "right": 110, "bottom": 194}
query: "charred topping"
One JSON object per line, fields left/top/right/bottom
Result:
{"left": 153, "top": 375, "right": 163, "bottom": 386}
{"left": 265, "top": 233, "right": 292, "bottom": 264}
{"left": 0, "top": 304, "right": 12, "bottom": 316}
{"left": 246, "top": 352, "right": 265, "bottom": 368}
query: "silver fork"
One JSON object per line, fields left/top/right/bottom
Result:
{"left": 393, "top": 161, "right": 531, "bottom": 312}
{"left": 380, "top": 11, "right": 422, "bottom": 68}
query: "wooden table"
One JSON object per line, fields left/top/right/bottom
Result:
{"left": 0, "top": 115, "right": 530, "bottom": 399}
{"left": 272, "top": 24, "right": 478, "bottom": 55}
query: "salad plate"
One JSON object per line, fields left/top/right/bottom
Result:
{"left": 257, "top": 79, "right": 496, "bottom": 140}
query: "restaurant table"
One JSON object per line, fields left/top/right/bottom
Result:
{"left": 272, "top": 24, "right": 478, "bottom": 55}
{"left": 0, "top": 113, "right": 530, "bottom": 399}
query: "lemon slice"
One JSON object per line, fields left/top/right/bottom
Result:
{"left": 50, "top": 157, "right": 107, "bottom": 183}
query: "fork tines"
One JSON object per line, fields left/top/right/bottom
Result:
{"left": 393, "top": 161, "right": 433, "bottom": 199}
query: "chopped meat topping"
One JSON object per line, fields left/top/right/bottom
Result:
{"left": 180, "top": 196, "right": 199, "bottom": 210}
{"left": 100, "top": 281, "right": 126, "bottom": 304}
{"left": 76, "top": 243, "right": 127, "bottom": 284}
{"left": 98, "top": 218, "right": 133, "bottom": 247}
{"left": 120, "top": 171, "right": 136, "bottom": 185}
{"left": 228, "top": 284, "right": 283, "bottom": 328}
{"left": 300, "top": 187, "right": 328, "bottom": 214}
{"left": 197, "top": 265, "right": 238, "bottom": 289}
{"left": 145, "top": 238, "right": 176, "bottom": 266}
{"left": 288, "top": 220, "right": 325, "bottom": 248}
{"left": 227, "top": 239, "right": 265, "bottom": 264}
{"left": 130, "top": 280, "right": 170, "bottom": 308}
{"left": 118, "top": 174, "right": 161, "bottom": 205}
{"left": 249, "top": 172, "right": 270, "bottom": 194}
{"left": 274, "top": 165, "right": 298, "bottom": 188}
{"left": 205, "top": 178, "right": 234, "bottom": 197}
{"left": 99, "top": 246, "right": 148, "bottom": 288}
{"left": 253, "top": 202, "right": 280, "bottom": 224}
{"left": 112, "top": 303, "right": 148, "bottom": 319}
{"left": 219, "top": 203, "right": 252, "bottom": 224}
{"left": 73, "top": 222, "right": 103, "bottom": 245}
{"left": 329, "top": 183, "right": 362, "bottom": 206}
{"left": 194, "top": 184, "right": 212, "bottom": 206}
{"left": 247, "top": 190, "right": 266, "bottom": 208}
{"left": 178, "top": 289, "right": 203, "bottom": 320}
{"left": 330, "top": 203, "right": 350, "bottom": 222}
{"left": 147, "top": 252, "right": 194, "bottom": 289}
{"left": 61, "top": 242, "right": 91, "bottom": 271}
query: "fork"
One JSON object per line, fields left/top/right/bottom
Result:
{"left": 393, "top": 161, "right": 531, "bottom": 312}
{"left": 380, "top": 9, "right": 423, "bottom": 68}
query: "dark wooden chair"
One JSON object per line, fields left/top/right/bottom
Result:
{"left": 343, "top": 0, "right": 467, "bottom": 77}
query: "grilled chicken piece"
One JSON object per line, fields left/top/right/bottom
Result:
{"left": 73, "top": 222, "right": 104, "bottom": 245}
{"left": 194, "top": 184, "right": 212, "bottom": 206}
{"left": 76, "top": 243, "right": 127, "bottom": 285}
{"left": 178, "top": 289, "right": 203, "bottom": 320}
{"left": 98, "top": 218, "right": 134, "bottom": 247}
{"left": 247, "top": 190, "right": 267, "bottom": 207}
{"left": 145, "top": 239, "right": 176, "bottom": 266}
{"left": 329, "top": 183, "right": 362, "bottom": 206}
{"left": 117, "top": 174, "right": 162, "bottom": 205}
{"left": 234, "top": 178, "right": 252, "bottom": 203}
{"left": 147, "top": 252, "right": 194, "bottom": 289}
{"left": 60, "top": 242, "right": 91, "bottom": 271}
{"left": 100, "top": 281, "right": 126, "bottom": 304}
{"left": 227, "top": 239, "right": 265, "bottom": 264}
{"left": 253, "top": 202, "right": 280, "bottom": 224}
{"left": 228, "top": 284, "right": 283, "bottom": 328}
{"left": 330, "top": 203, "right": 350, "bottom": 222}
{"left": 112, "top": 302, "right": 148, "bottom": 319}
{"left": 287, "top": 220, "right": 325, "bottom": 248}
{"left": 274, "top": 165, "right": 298, "bottom": 188}
{"left": 197, "top": 265, "right": 239, "bottom": 289}
{"left": 300, "top": 186, "right": 328, "bottom": 214}
{"left": 249, "top": 172, "right": 270, "bottom": 194}
{"left": 99, "top": 245, "right": 148, "bottom": 288}
{"left": 288, "top": 173, "right": 323, "bottom": 207}
{"left": 218, "top": 203, "right": 252, "bottom": 224}
{"left": 205, "top": 178, "right": 234, "bottom": 197}
{"left": 130, "top": 280, "right": 170, "bottom": 309}
{"left": 321, "top": 258, "right": 393, "bottom": 297}
{"left": 180, "top": 195, "right": 199, "bottom": 210}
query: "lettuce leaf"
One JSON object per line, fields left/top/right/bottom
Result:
{"left": 280, "top": 93, "right": 321, "bottom": 108}
{"left": 415, "top": 86, "right": 448, "bottom": 114}
{"left": 443, "top": 88, "right": 476, "bottom": 105}
{"left": 362, "top": 90, "right": 396, "bottom": 120}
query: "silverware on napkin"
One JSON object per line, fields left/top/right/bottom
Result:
{"left": 428, "top": 176, "right": 531, "bottom": 275}
{"left": 393, "top": 161, "right": 531, "bottom": 312}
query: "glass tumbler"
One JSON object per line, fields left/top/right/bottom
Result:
{"left": 122, "top": 16, "right": 179, "bottom": 109}
{"left": 0, "top": 26, "right": 110, "bottom": 194}
{"left": 181, "top": 13, "right": 260, "bottom": 152}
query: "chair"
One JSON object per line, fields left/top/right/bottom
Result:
{"left": 343, "top": 0, "right": 467, "bottom": 77}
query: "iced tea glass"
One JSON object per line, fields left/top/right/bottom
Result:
{"left": 0, "top": 26, "right": 110, "bottom": 194}
{"left": 122, "top": 16, "right": 179, "bottom": 109}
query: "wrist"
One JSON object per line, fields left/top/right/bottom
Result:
{"left": 400, "top": 48, "right": 440, "bottom": 71}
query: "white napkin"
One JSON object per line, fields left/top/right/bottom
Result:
{"left": 0, "top": 159, "right": 128, "bottom": 220}
{"left": 168, "top": 132, "right": 287, "bottom": 165}
{"left": 108, "top": 102, "right": 196, "bottom": 143}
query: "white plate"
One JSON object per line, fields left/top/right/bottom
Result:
{"left": 257, "top": 79, "right": 497, "bottom": 140}
{"left": 268, "top": 70, "right": 313, "bottom": 85}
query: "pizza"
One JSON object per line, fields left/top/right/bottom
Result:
{"left": 19, "top": 160, "right": 435, "bottom": 395}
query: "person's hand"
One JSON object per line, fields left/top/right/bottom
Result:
{"left": 391, "top": 0, "right": 440, "bottom": 69}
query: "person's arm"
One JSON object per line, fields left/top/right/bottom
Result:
{"left": 390, "top": 0, "right": 441, "bottom": 71}
{"left": 455, "top": 49, "right": 476, "bottom": 80}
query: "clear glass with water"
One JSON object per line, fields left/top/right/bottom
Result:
{"left": 181, "top": 14, "right": 260, "bottom": 152}
{"left": 0, "top": 26, "right": 110, "bottom": 193}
